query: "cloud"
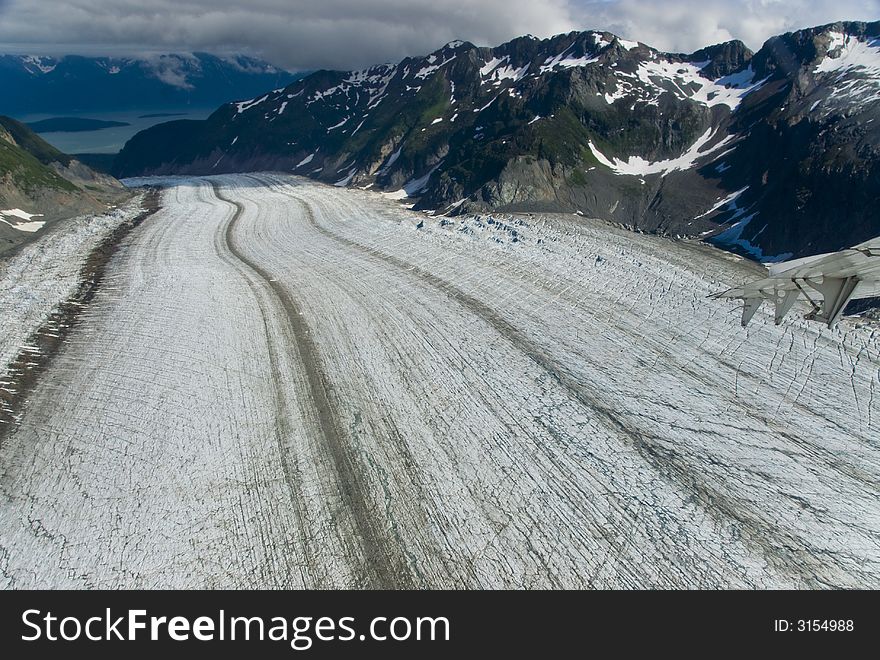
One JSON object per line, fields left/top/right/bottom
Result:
{"left": 0, "top": 0, "right": 876, "bottom": 70}
{"left": 140, "top": 54, "right": 199, "bottom": 89}
{"left": 0, "top": 0, "right": 576, "bottom": 70}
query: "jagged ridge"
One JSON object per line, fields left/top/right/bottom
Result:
{"left": 114, "top": 21, "right": 880, "bottom": 260}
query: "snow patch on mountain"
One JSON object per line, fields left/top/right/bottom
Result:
{"left": 618, "top": 60, "right": 767, "bottom": 110}
{"left": 0, "top": 209, "right": 45, "bottom": 233}
{"left": 376, "top": 145, "right": 403, "bottom": 176}
{"left": 540, "top": 45, "right": 599, "bottom": 73}
{"left": 815, "top": 33, "right": 880, "bottom": 104}
{"left": 589, "top": 128, "right": 733, "bottom": 177}
{"left": 482, "top": 57, "right": 530, "bottom": 86}
{"left": 591, "top": 32, "right": 612, "bottom": 49}
{"left": 403, "top": 161, "right": 443, "bottom": 195}
{"left": 381, "top": 189, "right": 410, "bottom": 200}
{"left": 1, "top": 209, "right": 40, "bottom": 221}
{"left": 694, "top": 187, "right": 749, "bottom": 219}
{"left": 415, "top": 54, "right": 456, "bottom": 80}
{"left": 22, "top": 56, "right": 57, "bottom": 74}
{"left": 326, "top": 115, "right": 350, "bottom": 131}
{"left": 0, "top": 219, "right": 45, "bottom": 234}
{"left": 235, "top": 94, "right": 269, "bottom": 115}
{"left": 295, "top": 151, "right": 316, "bottom": 169}
{"left": 817, "top": 32, "right": 880, "bottom": 75}
{"left": 305, "top": 65, "right": 397, "bottom": 112}
{"left": 334, "top": 167, "right": 357, "bottom": 187}
{"left": 382, "top": 161, "right": 446, "bottom": 199}
{"left": 366, "top": 66, "right": 397, "bottom": 109}
{"left": 480, "top": 57, "right": 506, "bottom": 77}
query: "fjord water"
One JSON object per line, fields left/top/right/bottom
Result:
{"left": 13, "top": 107, "right": 215, "bottom": 154}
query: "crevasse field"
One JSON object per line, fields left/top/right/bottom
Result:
{"left": 0, "top": 174, "right": 877, "bottom": 588}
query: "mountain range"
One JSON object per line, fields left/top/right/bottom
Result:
{"left": 0, "top": 53, "right": 304, "bottom": 115}
{"left": 115, "top": 21, "right": 880, "bottom": 261}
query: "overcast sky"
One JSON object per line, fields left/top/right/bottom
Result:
{"left": 0, "top": 0, "right": 876, "bottom": 70}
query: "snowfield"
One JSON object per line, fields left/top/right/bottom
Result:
{"left": 0, "top": 174, "right": 877, "bottom": 589}
{"left": 815, "top": 32, "right": 880, "bottom": 106}
{"left": 0, "top": 208, "right": 45, "bottom": 233}
{"left": 588, "top": 127, "right": 732, "bottom": 177}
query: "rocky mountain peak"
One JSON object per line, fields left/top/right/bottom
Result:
{"left": 690, "top": 40, "right": 753, "bottom": 78}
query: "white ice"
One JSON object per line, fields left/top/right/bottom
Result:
{"left": 589, "top": 128, "right": 733, "bottom": 176}
{"left": 0, "top": 175, "right": 877, "bottom": 589}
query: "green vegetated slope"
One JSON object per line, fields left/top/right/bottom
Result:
{"left": 0, "top": 116, "right": 77, "bottom": 196}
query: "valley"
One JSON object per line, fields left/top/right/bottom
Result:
{"left": 0, "top": 174, "right": 877, "bottom": 589}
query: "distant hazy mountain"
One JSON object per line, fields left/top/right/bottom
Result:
{"left": 27, "top": 118, "right": 130, "bottom": 133}
{"left": 114, "top": 21, "right": 880, "bottom": 261}
{"left": 0, "top": 53, "right": 305, "bottom": 115}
